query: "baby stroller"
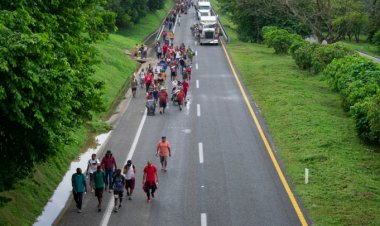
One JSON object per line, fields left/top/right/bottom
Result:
{"left": 146, "top": 99, "right": 156, "bottom": 116}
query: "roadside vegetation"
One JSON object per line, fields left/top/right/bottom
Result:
{"left": 0, "top": 0, "right": 173, "bottom": 225}
{"left": 213, "top": 0, "right": 380, "bottom": 224}
{"left": 340, "top": 38, "right": 380, "bottom": 59}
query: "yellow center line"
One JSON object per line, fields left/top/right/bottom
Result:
{"left": 220, "top": 40, "right": 308, "bottom": 226}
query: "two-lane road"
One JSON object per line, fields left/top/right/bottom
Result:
{"left": 56, "top": 6, "right": 308, "bottom": 226}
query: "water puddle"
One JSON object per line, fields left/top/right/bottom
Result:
{"left": 33, "top": 131, "right": 111, "bottom": 226}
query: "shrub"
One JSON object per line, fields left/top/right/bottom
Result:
{"left": 325, "top": 55, "right": 379, "bottom": 92}
{"left": 351, "top": 91, "right": 380, "bottom": 142}
{"left": 289, "top": 38, "right": 307, "bottom": 56}
{"left": 324, "top": 55, "right": 380, "bottom": 142}
{"left": 292, "top": 42, "right": 319, "bottom": 70}
{"left": 262, "top": 26, "right": 300, "bottom": 54}
{"left": 310, "top": 44, "right": 350, "bottom": 74}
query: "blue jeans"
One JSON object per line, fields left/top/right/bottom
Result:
{"left": 105, "top": 169, "right": 113, "bottom": 189}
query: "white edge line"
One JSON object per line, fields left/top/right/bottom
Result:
{"left": 197, "top": 104, "right": 201, "bottom": 117}
{"left": 196, "top": 80, "right": 199, "bottom": 88}
{"left": 195, "top": 50, "right": 198, "bottom": 56}
{"left": 198, "top": 142, "right": 204, "bottom": 163}
{"left": 173, "top": 15, "right": 178, "bottom": 33}
{"left": 201, "top": 213, "right": 207, "bottom": 226}
{"left": 100, "top": 109, "right": 148, "bottom": 226}
{"left": 195, "top": 63, "right": 199, "bottom": 70}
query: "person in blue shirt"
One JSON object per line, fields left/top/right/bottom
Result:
{"left": 71, "top": 168, "right": 87, "bottom": 213}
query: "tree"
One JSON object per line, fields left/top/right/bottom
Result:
{"left": 282, "top": 0, "right": 367, "bottom": 43}
{"left": 367, "top": 0, "right": 380, "bottom": 41}
{"left": 105, "top": 0, "right": 149, "bottom": 27}
{"left": 217, "top": 0, "right": 310, "bottom": 42}
{"left": 333, "top": 12, "right": 368, "bottom": 42}
{"left": 0, "top": 0, "right": 115, "bottom": 191}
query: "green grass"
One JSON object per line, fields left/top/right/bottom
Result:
{"left": 212, "top": 1, "right": 380, "bottom": 224}
{"left": 0, "top": 1, "right": 173, "bottom": 225}
{"left": 230, "top": 43, "right": 380, "bottom": 225}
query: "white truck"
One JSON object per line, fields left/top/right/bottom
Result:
{"left": 197, "top": 0, "right": 211, "bottom": 19}
{"left": 198, "top": 16, "right": 219, "bottom": 45}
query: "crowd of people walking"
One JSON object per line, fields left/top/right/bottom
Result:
{"left": 71, "top": 0, "right": 193, "bottom": 214}
{"left": 72, "top": 137, "right": 170, "bottom": 213}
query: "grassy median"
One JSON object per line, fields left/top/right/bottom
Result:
{"left": 212, "top": 2, "right": 380, "bottom": 225}
{"left": 0, "top": 1, "right": 173, "bottom": 225}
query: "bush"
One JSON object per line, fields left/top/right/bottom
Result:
{"left": 324, "top": 55, "right": 380, "bottom": 142}
{"left": 291, "top": 42, "right": 319, "bottom": 70}
{"left": 289, "top": 39, "right": 307, "bottom": 56}
{"left": 351, "top": 92, "right": 380, "bottom": 142}
{"left": 262, "top": 26, "right": 301, "bottom": 54}
{"left": 310, "top": 44, "right": 350, "bottom": 74}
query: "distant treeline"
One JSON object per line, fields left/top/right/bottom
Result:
{"left": 0, "top": 0, "right": 168, "bottom": 192}
{"left": 217, "top": 0, "right": 380, "bottom": 46}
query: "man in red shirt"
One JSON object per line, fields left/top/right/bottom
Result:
{"left": 186, "top": 66, "right": 192, "bottom": 80}
{"left": 182, "top": 80, "right": 188, "bottom": 97}
{"left": 177, "top": 89, "right": 185, "bottom": 111}
{"left": 101, "top": 150, "right": 117, "bottom": 192}
{"left": 144, "top": 73, "right": 153, "bottom": 93}
{"left": 158, "top": 87, "right": 168, "bottom": 114}
{"left": 163, "top": 44, "right": 168, "bottom": 57}
{"left": 156, "top": 136, "right": 171, "bottom": 171}
{"left": 142, "top": 160, "right": 159, "bottom": 202}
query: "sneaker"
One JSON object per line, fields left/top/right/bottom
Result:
{"left": 151, "top": 193, "right": 155, "bottom": 198}
{"left": 77, "top": 209, "right": 82, "bottom": 213}
{"left": 109, "top": 190, "right": 112, "bottom": 193}
{"left": 147, "top": 198, "right": 151, "bottom": 203}
{"left": 119, "top": 204, "right": 122, "bottom": 208}
{"left": 114, "top": 207, "right": 118, "bottom": 212}
{"left": 98, "top": 208, "right": 101, "bottom": 212}
{"left": 129, "top": 197, "right": 132, "bottom": 200}
{"left": 160, "top": 111, "right": 162, "bottom": 114}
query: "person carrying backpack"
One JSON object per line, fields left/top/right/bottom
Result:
{"left": 123, "top": 160, "right": 136, "bottom": 200}
{"left": 101, "top": 150, "right": 117, "bottom": 192}
{"left": 112, "top": 169, "right": 125, "bottom": 212}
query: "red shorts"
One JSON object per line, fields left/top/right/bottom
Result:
{"left": 125, "top": 178, "right": 135, "bottom": 190}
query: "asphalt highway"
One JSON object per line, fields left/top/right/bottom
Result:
{"left": 56, "top": 6, "right": 308, "bottom": 226}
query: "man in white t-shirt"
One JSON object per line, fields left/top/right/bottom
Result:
{"left": 86, "top": 153, "right": 100, "bottom": 192}
{"left": 123, "top": 160, "right": 136, "bottom": 200}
